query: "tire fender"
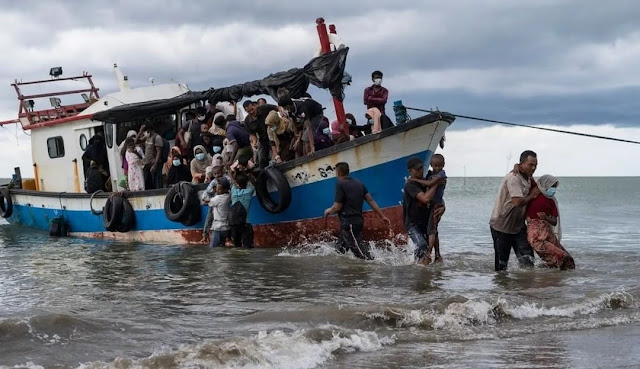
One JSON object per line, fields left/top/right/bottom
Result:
{"left": 103, "top": 195, "right": 124, "bottom": 232}
{"left": 117, "top": 197, "right": 136, "bottom": 232}
{"left": 255, "top": 167, "right": 292, "bottom": 214}
{"left": 0, "top": 187, "right": 13, "bottom": 218}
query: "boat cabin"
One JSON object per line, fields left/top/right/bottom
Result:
{"left": 1, "top": 65, "right": 199, "bottom": 193}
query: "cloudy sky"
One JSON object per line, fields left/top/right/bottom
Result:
{"left": 1, "top": 0, "right": 640, "bottom": 176}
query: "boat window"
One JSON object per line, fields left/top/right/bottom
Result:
{"left": 104, "top": 123, "right": 114, "bottom": 148}
{"left": 47, "top": 136, "right": 65, "bottom": 158}
{"left": 79, "top": 134, "right": 88, "bottom": 151}
{"left": 115, "top": 114, "right": 178, "bottom": 146}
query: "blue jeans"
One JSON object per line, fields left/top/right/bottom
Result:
{"left": 210, "top": 230, "right": 229, "bottom": 247}
{"left": 407, "top": 225, "right": 429, "bottom": 260}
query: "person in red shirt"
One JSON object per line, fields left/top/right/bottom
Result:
{"left": 363, "top": 70, "right": 389, "bottom": 115}
{"left": 526, "top": 174, "right": 575, "bottom": 269}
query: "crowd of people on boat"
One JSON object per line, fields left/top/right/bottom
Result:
{"left": 80, "top": 69, "right": 396, "bottom": 195}
{"left": 77, "top": 70, "right": 398, "bottom": 248}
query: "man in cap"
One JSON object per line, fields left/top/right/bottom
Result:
{"left": 403, "top": 157, "right": 446, "bottom": 264}
{"left": 363, "top": 70, "right": 389, "bottom": 115}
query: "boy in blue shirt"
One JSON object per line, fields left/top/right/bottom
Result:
{"left": 229, "top": 170, "right": 256, "bottom": 248}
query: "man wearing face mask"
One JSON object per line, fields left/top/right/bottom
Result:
{"left": 363, "top": 70, "right": 389, "bottom": 115}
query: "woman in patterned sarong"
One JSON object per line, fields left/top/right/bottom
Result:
{"left": 526, "top": 175, "right": 575, "bottom": 270}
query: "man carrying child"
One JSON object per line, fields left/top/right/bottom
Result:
{"left": 403, "top": 156, "right": 447, "bottom": 265}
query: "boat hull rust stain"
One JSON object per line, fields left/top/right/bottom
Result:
{"left": 73, "top": 206, "right": 406, "bottom": 247}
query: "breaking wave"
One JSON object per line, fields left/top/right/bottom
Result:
{"left": 0, "top": 313, "right": 100, "bottom": 345}
{"left": 363, "top": 290, "right": 637, "bottom": 330}
{"left": 77, "top": 325, "right": 394, "bottom": 369}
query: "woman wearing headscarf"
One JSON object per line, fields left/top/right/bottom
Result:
{"left": 208, "top": 112, "right": 227, "bottom": 141}
{"left": 190, "top": 145, "right": 213, "bottom": 184}
{"left": 118, "top": 130, "right": 138, "bottom": 179}
{"left": 365, "top": 107, "right": 383, "bottom": 134}
{"left": 166, "top": 153, "right": 191, "bottom": 185}
{"left": 365, "top": 107, "right": 394, "bottom": 135}
{"left": 125, "top": 137, "right": 145, "bottom": 191}
{"left": 163, "top": 146, "right": 182, "bottom": 178}
{"left": 525, "top": 175, "right": 575, "bottom": 269}
{"left": 265, "top": 110, "right": 295, "bottom": 163}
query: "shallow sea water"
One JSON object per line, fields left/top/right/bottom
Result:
{"left": 0, "top": 177, "right": 639, "bottom": 368}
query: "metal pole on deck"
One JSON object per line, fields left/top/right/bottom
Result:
{"left": 316, "top": 18, "right": 349, "bottom": 137}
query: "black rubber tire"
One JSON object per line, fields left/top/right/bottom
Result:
{"left": 255, "top": 167, "right": 292, "bottom": 214}
{"left": 117, "top": 197, "right": 136, "bottom": 232}
{"left": 0, "top": 187, "right": 13, "bottom": 218}
{"left": 180, "top": 201, "right": 201, "bottom": 226}
{"left": 103, "top": 195, "right": 124, "bottom": 232}
{"left": 164, "top": 182, "right": 197, "bottom": 223}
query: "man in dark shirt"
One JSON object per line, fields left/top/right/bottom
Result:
{"left": 225, "top": 119, "right": 253, "bottom": 164}
{"left": 403, "top": 157, "right": 445, "bottom": 264}
{"left": 243, "top": 100, "right": 278, "bottom": 168}
{"left": 279, "top": 95, "right": 324, "bottom": 155}
{"left": 324, "top": 162, "right": 391, "bottom": 260}
{"left": 363, "top": 70, "right": 389, "bottom": 115}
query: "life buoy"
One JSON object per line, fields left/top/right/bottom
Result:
{"left": 164, "top": 182, "right": 201, "bottom": 225}
{"left": 117, "top": 197, "right": 136, "bottom": 233}
{"left": 256, "top": 167, "right": 292, "bottom": 214}
{"left": 0, "top": 187, "right": 13, "bottom": 218}
{"left": 103, "top": 195, "right": 124, "bottom": 232}
{"left": 313, "top": 33, "right": 346, "bottom": 58}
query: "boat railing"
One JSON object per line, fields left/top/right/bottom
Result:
{"left": 0, "top": 72, "right": 99, "bottom": 128}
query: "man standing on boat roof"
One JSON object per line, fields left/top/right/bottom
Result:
{"left": 324, "top": 162, "right": 391, "bottom": 260}
{"left": 489, "top": 150, "right": 540, "bottom": 271}
{"left": 363, "top": 70, "right": 388, "bottom": 115}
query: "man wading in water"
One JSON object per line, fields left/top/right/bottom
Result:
{"left": 324, "top": 162, "right": 390, "bottom": 260}
{"left": 489, "top": 150, "right": 541, "bottom": 271}
{"left": 403, "top": 157, "right": 446, "bottom": 265}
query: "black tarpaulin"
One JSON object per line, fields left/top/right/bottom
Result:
{"left": 92, "top": 91, "right": 211, "bottom": 124}
{"left": 207, "top": 47, "right": 349, "bottom": 104}
{"left": 92, "top": 47, "right": 348, "bottom": 124}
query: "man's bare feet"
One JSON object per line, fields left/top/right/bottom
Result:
{"left": 417, "top": 256, "right": 432, "bottom": 265}
{"left": 434, "top": 255, "right": 443, "bottom": 263}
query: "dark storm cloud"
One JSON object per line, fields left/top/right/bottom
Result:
{"left": 2, "top": 0, "right": 640, "bottom": 127}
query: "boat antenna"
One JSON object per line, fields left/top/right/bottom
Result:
{"left": 404, "top": 106, "right": 640, "bottom": 145}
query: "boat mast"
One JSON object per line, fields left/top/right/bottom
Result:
{"left": 316, "top": 18, "right": 348, "bottom": 137}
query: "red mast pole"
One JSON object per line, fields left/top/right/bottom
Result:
{"left": 316, "top": 18, "right": 348, "bottom": 137}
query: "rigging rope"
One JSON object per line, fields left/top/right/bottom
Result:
{"left": 405, "top": 106, "right": 640, "bottom": 145}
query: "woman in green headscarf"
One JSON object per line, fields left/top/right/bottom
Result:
{"left": 525, "top": 174, "right": 575, "bottom": 269}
